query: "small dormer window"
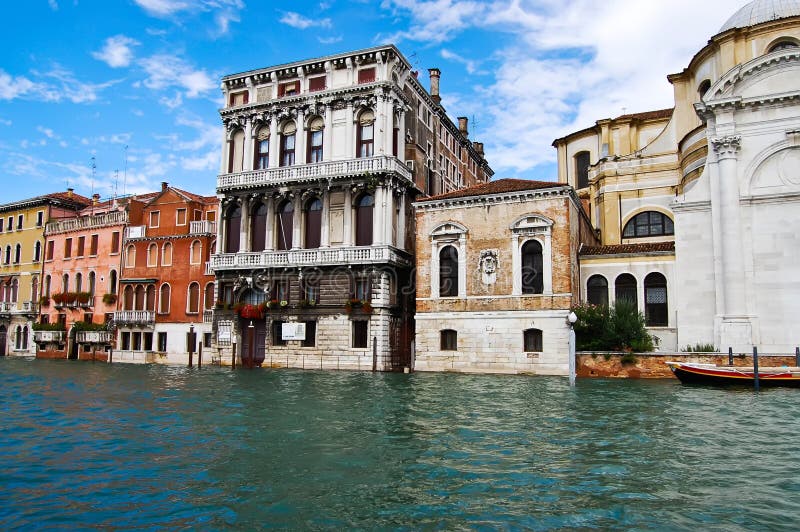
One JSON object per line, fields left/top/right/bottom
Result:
{"left": 278, "top": 81, "right": 300, "bottom": 97}
{"left": 768, "top": 40, "right": 799, "bottom": 53}
{"left": 308, "top": 76, "right": 326, "bottom": 92}
{"left": 229, "top": 91, "right": 248, "bottom": 107}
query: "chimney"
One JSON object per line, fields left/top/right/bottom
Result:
{"left": 67, "top": 187, "right": 73, "bottom": 198}
{"left": 458, "top": 117, "right": 469, "bottom": 138}
{"left": 473, "top": 142, "right": 484, "bottom": 158}
{"left": 428, "top": 68, "right": 441, "bottom": 105}
{"left": 161, "top": 181, "right": 168, "bottom": 191}
{"left": 92, "top": 193, "right": 100, "bottom": 205}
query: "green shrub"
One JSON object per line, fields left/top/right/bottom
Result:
{"left": 32, "top": 322, "right": 66, "bottom": 331}
{"left": 572, "top": 300, "right": 654, "bottom": 353}
{"left": 72, "top": 321, "right": 108, "bottom": 332}
{"left": 620, "top": 353, "right": 638, "bottom": 365}
{"left": 683, "top": 343, "right": 717, "bottom": 353}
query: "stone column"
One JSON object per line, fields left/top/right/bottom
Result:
{"left": 384, "top": 186, "right": 394, "bottom": 246}
{"left": 345, "top": 99, "right": 355, "bottom": 158}
{"left": 239, "top": 196, "right": 250, "bottom": 252}
{"left": 398, "top": 108, "right": 406, "bottom": 159}
{"left": 396, "top": 191, "right": 406, "bottom": 250}
{"left": 268, "top": 115, "right": 279, "bottom": 169}
{"left": 375, "top": 93, "right": 386, "bottom": 156}
{"left": 511, "top": 234, "right": 521, "bottom": 296}
{"left": 430, "top": 242, "right": 439, "bottom": 298}
{"left": 343, "top": 190, "right": 353, "bottom": 246}
{"left": 292, "top": 194, "right": 302, "bottom": 249}
{"left": 220, "top": 127, "right": 230, "bottom": 174}
{"left": 543, "top": 232, "right": 553, "bottom": 295}
{"left": 323, "top": 103, "right": 333, "bottom": 162}
{"left": 321, "top": 189, "right": 331, "bottom": 247}
{"left": 243, "top": 118, "right": 254, "bottom": 172}
{"left": 295, "top": 108, "right": 306, "bottom": 166}
{"left": 384, "top": 97, "right": 394, "bottom": 155}
{"left": 373, "top": 186, "right": 384, "bottom": 245}
{"left": 217, "top": 197, "right": 227, "bottom": 254}
{"left": 264, "top": 198, "right": 275, "bottom": 251}
{"left": 458, "top": 234, "right": 467, "bottom": 299}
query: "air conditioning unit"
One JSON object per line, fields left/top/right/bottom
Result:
{"left": 405, "top": 160, "right": 415, "bottom": 171}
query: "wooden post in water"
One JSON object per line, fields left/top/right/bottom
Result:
{"left": 372, "top": 336, "right": 377, "bottom": 372}
{"left": 728, "top": 347, "right": 733, "bottom": 366}
{"left": 795, "top": 347, "right": 799, "bottom": 368}
{"left": 198, "top": 343, "right": 202, "bottom": 368}
{"left": 753, "top": 346, "right": 759, "bottom": 391}
{"left": 188, "top": 324, "right": 195, "bottom": 368}
{"left": 231, "top": 343, "right": 236, "bottom": 369}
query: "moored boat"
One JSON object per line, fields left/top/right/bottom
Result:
{"left": 666, "top": 361, "right": 800, "bottom": 388}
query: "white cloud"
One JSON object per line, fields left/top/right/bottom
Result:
{"left": 318, "top": 35, "right": 343, "bottom": 45}
{"left": 381, "top": 0, "right": 735, "bottom": 177}
{"left": 134, "top": 0, "right": 244, "bottom": 35}
{"left": 48, "top": 0, "right": 58, "bottom": 10}
{"left": 0, "top": 118, "right": 11, "bottom": 126}
{"left": 139, "top": 54, "right": 216, "bottom": 99}
{"left": 134, "top": 0, "right": 190, "bottom": 17}
{"left": 280, "top": 11, "right": 332, "bottom": 29}
{"left": 0, "top": 66, "right": 117, "bottom": 104}
{"left": 37, "top": 126, "right": 56, "bottom": 139}
{"left": 92, "top": 35, "right": 141, "bottom": 68}
{"left": 440, "top": 48, "right": 480, "bottom": 74}
{"left": 0, "top": 71, "right": 38, "bottom": 100}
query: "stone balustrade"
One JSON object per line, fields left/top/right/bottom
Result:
{"left": 210, "top": 245, "right": 410, "bottom": 271}
{"left": 113, "top": 310, "right": 155, "bottom": 326}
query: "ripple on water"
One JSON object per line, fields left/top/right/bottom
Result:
{"left": 1, "top": 358, "right": 800, "bottom": 530}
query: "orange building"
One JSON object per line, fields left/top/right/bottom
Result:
{"left": 116, "top": 183, "right": 217, "bottom": 363}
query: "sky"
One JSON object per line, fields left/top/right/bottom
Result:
{"left": 0, "top": 0, "right": 742, "bottom": 201}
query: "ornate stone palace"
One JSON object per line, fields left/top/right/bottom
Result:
{"left": 211, "top": 45, "right": 492, "bottom": 370}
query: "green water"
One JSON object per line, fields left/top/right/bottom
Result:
{"left": 1, "top": 357, "right": 799, "bottom": 530}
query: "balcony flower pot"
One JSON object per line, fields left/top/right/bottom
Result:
{"left": 102, "top": 293, "right": 117, "bottom": 305}
{"left": 238, "top": 304, "right": 264, "bottom": 320}
{"left": 51, "top": 293, "right": 65, "bottom": 305}
{"left": 77, "top": 292, "right": 91, "bottom": 306}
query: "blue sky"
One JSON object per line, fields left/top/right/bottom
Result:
{"left": 0, "top": 0, "right": 738, "bottom": 201}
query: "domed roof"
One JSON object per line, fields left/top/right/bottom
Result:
{"left": 720, "top": 0, "right": 800, "bottom": 32}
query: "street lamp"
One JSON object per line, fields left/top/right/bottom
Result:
{"left": 567, "top": 311, "right": 578, "bottom": 387}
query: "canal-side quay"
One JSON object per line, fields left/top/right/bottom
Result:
{"left": 2, "top": 356, "right": 800, "bottom": 530}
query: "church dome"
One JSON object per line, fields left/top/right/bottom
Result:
{"left": 720, "top": 0, "right": 800, "bottom": 32}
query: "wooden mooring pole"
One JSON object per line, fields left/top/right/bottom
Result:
{"left": 753, "top": 346, "right": 760, "bottom": 392}
{"left": 795, "top": 346, "right": 799, "bottom": 368}
{"left": 728, "top": 346, "right": 733, "bottom": 366}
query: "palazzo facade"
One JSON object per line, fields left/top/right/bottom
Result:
{"left": 211, "top": 45, "right": 492, "bottom": 370}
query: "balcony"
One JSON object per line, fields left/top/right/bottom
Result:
{"left": 0, "top": 301, "right": 12, "bottom": 313}
{"left": 190, "top": 220, "right": 217, "bottom": 235}
{"left": 210, "top": 245, "right": 411, "bottom": 271}
{"left": 113, "top": 310, "right": 155, "bottom": 326}
{"left": 203, "top": 310, "right": 213, "bottom": 323}
{"left": 205, "top": 261, "right": 214, "bottom": 276}
{"left": 45, "top": 210, "right": 127, "bottom": 235}
{"left": 76, "top": 330, "right": 114, "bottom": 344}
{"left": 217, "top": 155, "right": 413, "bottom": 192}
{"left": 34, "top": 330, "right": 66, "bottom": 343}
{"left": 21, "top": 300, "right": 38, "bottom": 314}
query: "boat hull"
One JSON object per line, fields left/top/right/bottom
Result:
{"left": 668, "top": 363, "right": 800, "bottom": 388}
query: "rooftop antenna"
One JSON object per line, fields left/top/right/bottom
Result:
{"left": 123, "top": 145, "right": 128, "bottom": 196}
{"left": 471, "top": 114, "right": 479, "bottom": 138}
{"left": 90, "top": 156, "right": 97, "bottom": 213}
{"left": 114, "top": 169, "right": 119, "bottom": 199}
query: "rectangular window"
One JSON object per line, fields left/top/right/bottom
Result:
{"left": 308, "top": 76, "right": 326, "bottom": 92}
{"left": 0, "top": 218, "right": 4, "bottom": 232}
{"left": 229, "top": 91, "right": 248, "bottom": 106}
{"left": 272, "top": 280, "right": 289, "bottom": 303}
{"left": 441, "top": 330, "right": 458, "bottom": 351}
{"left": 352, "top": 321, "right": 368, "bottom": 349}
{"left": 77, "top": 236, "right": 85, "bottom": 257}
{"left": 7, "top": 217, "right": 12, "bottom": 232}
{"left": 46, "top": 241, "right": 54, "bottom": 261}
{"left": 17, "top": 214, "right": 23, "bottom": 230}
{"left": 272, "top": 320, "right": 286, "bottom": 346}
{"left": 157, "top": 332, "right": 167, "bottom": 352}
{"left": 149, "top": 211, "right": 160, "bottom": 228}
{"left": 358, "top": 67, "right": 376, "bottom": 84}
{"left": 121, "top": 331, "right": 131, "bottom": 350}
{"left": 111, "top": 231, "right": 120, "bottom": 254}
{"left": 143, "top": 332, "right": 153, "bottom": 351}
{"left": 302, "top": 281, "right": 319, "bottom": 304}
{"left": 278, "top": 81, "right": 299, "bottom": 97}
{"left": 90, "top": 234, "right": 98, "bottom": 256}
{"left": 524, "top": 329, "right": 543, "bottom": 352}
{"left": 203, "top": 332, "right": 212, "bottom": 348}
{"left": 353, "top": 278, "right": 371, "bottom": 301}
{"left": 302, "top": 321, "right": 316, "bottom": 347}
{"left": 132, "top": 331, "right": 142, "bottom": 351}
{"left": 36, "top": 211, "right": 43, "bottom": 227}
{"left": 193, "top": 209, "right": 202, "bottom": 222}
{"left": 176, "top": 208, "right": 187, "bottom": 226}
{"left": 64, "top": 238, "right": 72, "bottom": 259}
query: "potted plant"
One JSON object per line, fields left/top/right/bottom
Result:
{"left": 267, "top": 299, "right": 280, "bottom": 310}
{"left": 51, "top": 292, "right": 65, "bottom": 306}
{"left": 102, "top": 293, "right": 117, "bottom": 305}
{"left": 77, "top": 292, "right": 91, "bottom": 306}
{"left": 362, "top": 301, "right": 373, "bottom": 314}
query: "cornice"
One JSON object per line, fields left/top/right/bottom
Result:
{"left": 413, "top": 186, "right": 572, "bottom": 211}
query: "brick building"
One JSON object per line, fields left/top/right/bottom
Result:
{"left": 413, "top": 179, "right": 596, "bottom": 374}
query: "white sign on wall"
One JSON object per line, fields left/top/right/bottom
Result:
{"left": 217, "top": 320, "right": 233, "bottom": 346}
{"left": 281, "top": 322, "right": 306, "bottom": 341}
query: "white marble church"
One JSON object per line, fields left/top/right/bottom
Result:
{"left": 554, "top": 0, "right": 800, "bottom": 353}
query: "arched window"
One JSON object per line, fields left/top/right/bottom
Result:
{"left": 622, "top": 211, "right": 674, "bottom": 238}
{"left": 10, "top": 278, "right": 18, "bottom": 302}
{"left": 356, "top": 110, "right": 374, "bottom": 158}
{"left": 276, "top": 200, "right": 294, "bottom": 250}
{"left": 255, "top": 129, "right": 270, "bottom": 169}
{"left": 33, "top": 241, "right": 41, "bottom": 262}
{"left": 439, "top": 245, "right": 459, "bottom": 298}
{"left": 187, "top": 282, "right": 200, "bottom": 314}
{"left": 440, "top": 329, "right": 457, "bottom": 351}
{"left": 146, "top": 285, "right": 156, "bottom": 311}
{"left": 644, "top": 272, "right": 668, "bottom": 327}
{"left": 697, "top": 79, "right": 711, "bottom": 100}
{"left": 31, "top": 276, "right": 38, "bottom": 302}
{"left": 159, "top": 283, "right": 170, "bottom": 314}
{"left": 3, "top": 245, "right": 10, "bottom": 264}
{"left": 521, "top": 240, "right": 543, "bottom": 294}
{"left": 615, "top": 273, "right": 637, "bottom": 309}
{"left": 126, "top": 244, "right": 136, "bottom": 268}
{"left": 15, "top": 325, "right": 22, "bottom": 350}
{"left": 204, "top": 282, "right": 215, "bottom": 310}
{"left": 307, "top": 117, "right": 324, "bottom": 163}
{"left": 147, "top": 243, "right": 158, "bottom": 267}
{"left": 161, "top": 242, "right": 172, "bottom": 266}
{"left": 210, "top": 239, "right": 216, "bottom": 255}
{"left": 355, "top": 194, "right": 373, "bottom": 246}
{"left": 280, "top": 122, "right": 296, "bottom": 166}
{"left": 75, "top": 272, "right": 83, "bottom": 293}
{"left": 225, "top": 205, "right": 241, "bottom": 253}
{"left": 124, "top": 285, "right": 134, "bottom": 311}
{"left": 768, "top": 40, "right": 799, "bottom": 53}
{"left": 190, "top": 240, "right": 202, "bottom": 264}
{"left": 304, "top": 198, "right": 322, "bottom": 249}
{"left": 62, "top": 273, "right": 69, "bottom": 292}
{"left": 523, "top": 328, "right": 543, "bottom": 352}
{"left": 87, "top": 272, "right": 95, "bottom": 296}
{"left": 587, "top": 275, "right": 608, "bottom": 307}
{"left": 250, "top": 203, "right": 267, "bottom": 252}
{"left": 134, "top": 285, "right": 145, "bottom": 310}
{"left": 21, "top": 326, "right": 28, "bottom": 350}
{"left": 228, "top": 128, "right": 245, "bottom": 173}
{"left": 14, "top": 243, "right": 21, "bottom": 264}
{"left": 575, "top": 151, "right": 590, "bottom": 189}
{"left": 44, "top": 275, "right": 51, "bottom": 297}
{"left": 109, "top": 270, "right": 118, "bottom": 295}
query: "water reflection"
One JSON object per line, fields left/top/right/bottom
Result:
{"left": 1, "top": 358, "right": 799, "bottom": 529}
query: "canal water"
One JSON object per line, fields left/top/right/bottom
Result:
{"left": 2, "top": 358, "right": 799, "bottom": 530}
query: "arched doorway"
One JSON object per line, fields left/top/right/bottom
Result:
{"left": 68, "top": 327, "right": 78, "bottom": 360}
{"left": 238, "top": 289, "right": 266, "bottom": 367}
